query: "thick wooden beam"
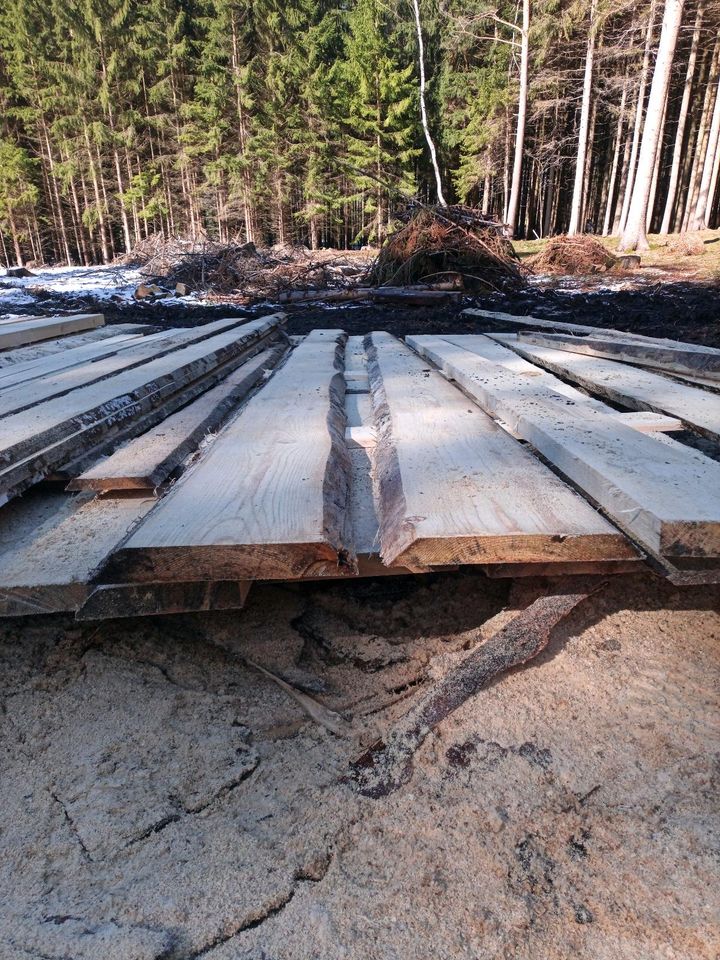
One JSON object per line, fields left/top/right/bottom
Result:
{"left": 76, "top": 580, "right": 251, "bottom": 620}
{"left": 365, "top": 331, "right": 635, "bottom": 569}
{"left": 0, "top": 313, "right": 104, "bottom": 350}
{"left": 0, "top": 324, "right": 145, "bottom": 369}
{"left": 0, "top": 315, "right": 284, "bottom": 417}
{"left": 0, "top": 317, "right": 284, "bottom": 504}
{"left": 70, "top": 344, "right": 288, "bottom": 492}
{"left": 102, "top": 330, "right": 355, "bottom": 583}
{"left": 408, "top": 335, "right": 720, "bottom": 559}
{"left": 517, "top": 331, "right": 720, "bottom": 381}
{"left": 0, "top": 491, "right": 154, "bottom": 616}
{"left": 486, "top": 333, "right": 720, "bottom": 442}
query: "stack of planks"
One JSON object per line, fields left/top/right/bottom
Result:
{"left": 1, "top": 309, "right": 719, "bottom": 622}
{"left": 0, "top": 313, "right": 105, "bottom": 350}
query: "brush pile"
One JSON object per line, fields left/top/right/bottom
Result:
{"left": 532, "top": 235, "right": 617, "bottom": 274}
{"left": 367, "top": 205, "right": 524, "bottom": 291}
{"left": 117, "top": 234, "right": 371, "bottom": 299}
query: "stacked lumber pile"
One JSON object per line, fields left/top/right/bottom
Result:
{"left": 0, "top": 307, "right": 719, "bottom": 622}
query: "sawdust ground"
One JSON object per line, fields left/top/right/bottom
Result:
{"left": 0, "top": 571, "right": 718, "bottom": 959}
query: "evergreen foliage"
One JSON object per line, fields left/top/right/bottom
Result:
{"left": 0, "top": 0, "right": 718, "bottom": 262}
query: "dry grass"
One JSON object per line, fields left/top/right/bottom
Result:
{"left": 515, "top": 228, "right": 720, "bottom": 279}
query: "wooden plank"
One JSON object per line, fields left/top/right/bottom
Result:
{"left": 76, "top": 580, "right": 251, "bottom": 620}
{"left": 365, "top": 331, "right": 635, "bottom": 569}
{"left": 517, "top": 331, "right": 720, "bottom": 381}
{"left": 0, "top": 324, "right": 147, "bottom": 369}
{"left": 0, "top": 313, "right": 104, "bottom": 350}
{"left": 485, "top": 333, "right": 720, "bottom": 442}
{"left": 479, "top": 560, "right": 643, "bottom": 578}
{"left": 102, "top": 330, "right": 355, "bottom": 583}
{"left": 0, "top": 491, "right": 154, "bottom": 616}
{"left": 0, "top": 331, "right": 146, "bottom": 388}
{"left": 69, "top": 344, "right": 288, "bottom": 491}
{"left": 0, "top": 317, "right": 284, "bottom": 504}
{"left": 0, "top": 315, "right": 283, "bottom": 417}
{"left": 462, "top": 308, "right": 718, "bottom": 351}
{"left": 408, "top": 335, "right": 720, "bottom": 559}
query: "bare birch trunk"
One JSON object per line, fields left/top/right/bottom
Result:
{"left": 690, "top": 69, "right": 720, "bottom": 228}
{"left": 619, "top": 0, "right": 685, "bottom": 252}
{"left": 506, "top": 0, "right": 530, "bottom": 237}
{"left": 411, "top": 0, "right": 446, "bottom": 206}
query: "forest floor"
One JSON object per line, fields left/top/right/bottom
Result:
{"left": 1, "top": 572, "right": 719, "bottom": 959}
{"left": 2, "top": 227, "right": 720, "bottom": 346}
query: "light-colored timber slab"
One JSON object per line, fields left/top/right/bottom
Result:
{"left": 0, "top": 315, "right": 284, "bottom": 417}
{"left": 408, "top": 334, "right": 720, "bottom": 559}
{"left": 462, "top": 308, "right": 716, "bottom": 351}
{"left": 102, "top": 330, "right": 355, "bottom": 583}
{"left": 0, "top": 490, "right": 154, "bottom": 616}
{"left": 517, "top": 331, "right": 720, "bottom": 381}
{"left": 70, "top": 345, "right": 288, "bottom": 491}
{"left": 0, "top": 317, "right": 284, "bottom": 504}
{"left": 366, "top": 331, "right": 634, "bottom": 570}
{"left": 0, "top": 331, "right": 146, "bottom": 389}
{"left": 0, "top": 313, "right": 104, "bottom": 351}
{"left": 0, "top": 316, "right": 281, "bottom": 469}
{"left": 0, "top": 324, "right": 147, "bottom": 369}
{"left": 76, "top": 580, "right": 251, "bottom": 620}
{"left": 486, "top": 332, "right": 720, "bottom": 441}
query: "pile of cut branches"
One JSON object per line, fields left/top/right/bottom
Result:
{"left": 532, "top": 235, "right": 617, "bottom": 274}
{"left": 118, "top": 234, "right": 371, "bottom": 299}
{"left": 367, "top": 205, "right": 524, "bottom": 291}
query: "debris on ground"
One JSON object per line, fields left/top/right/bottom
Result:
{"left": 351, "top": 588, "right": 599, "bottom": 798}
{"left": 118, "top": 233, "right": 371, "bottom": 300}
{"left": 368, "top": 205, "right": 524, "bottom": 291}
{"left": 532, "top": 235, "right": 618, "bottom": 274}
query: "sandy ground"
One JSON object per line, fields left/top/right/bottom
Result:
{"left": 1, "top": 570, "right": 718, "bottom": 959}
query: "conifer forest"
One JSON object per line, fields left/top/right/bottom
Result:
{"left": 0, "top": 0, "right": 719, "bottom": 266}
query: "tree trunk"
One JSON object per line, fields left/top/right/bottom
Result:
{"left": 619, "top": 0, "right": 685, "bottom": 252}
{"left": 506, "top": 0, "right": 530, "bottom": 237}
{"left": 603, "top": 80, "right": 629, "bottom": 235}
{"left": 682, "top": 41, "right": 719, "bottom": 229}
{"left": 8, "top": 208, "right": 24, "bottom": 266}
{"left": 617, "top": 1, "right": 657, "bottom": 234}
{"left": 690, "top": 66, "right": 720, "bottom": 228}
{"left": 660, "top": 0, "right": 703, "bottom": 233}
{"left": 568, "top": 0, "right": 598, "bottom": 235}
{"left": 646, "top": 95, "right": 668, "bottom": 231}
{"left": 706, "top": 122, "right": 720, "bottom": 226}
{"left": 411, "top": 0, "right": 446, "bottom": 206}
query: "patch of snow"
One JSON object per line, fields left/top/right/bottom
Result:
{"left": 0, "top": 264, "right": 198, "bottom": 318}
